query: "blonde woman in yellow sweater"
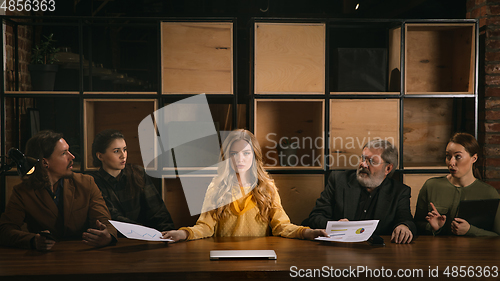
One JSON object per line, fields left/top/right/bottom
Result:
{"left": 161, "top": 129, "right": 327, "bottom": 242}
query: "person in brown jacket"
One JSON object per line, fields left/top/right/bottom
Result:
{"left": 0, "top": 130, "right": 117, "bottom": 250}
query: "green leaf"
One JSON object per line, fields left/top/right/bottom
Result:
{"left": 30, "top": 33, "right": 59, "bottom": 65}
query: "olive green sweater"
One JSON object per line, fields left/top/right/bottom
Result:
{"left": 415, "top": 176, "right": 500, "bottom": 236}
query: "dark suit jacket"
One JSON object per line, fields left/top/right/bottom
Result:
{"left": 302, "top": 170, "right": 417, "bottom": 236}
{"left": 0, "top": 173, "right": 117, "bottom": 249}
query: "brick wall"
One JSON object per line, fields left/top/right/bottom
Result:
{"left": 5, "top": 10, "right": 33, "bottom": 91}
{"left": 4, "top": 10, "right": 34, "bottom": 152}
{"left": 467, "top": 0, "right": 500, "bottom": 190}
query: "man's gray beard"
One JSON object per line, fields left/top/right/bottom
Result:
{"left": 356, "top": 169, "right": 385, "bottom": 189}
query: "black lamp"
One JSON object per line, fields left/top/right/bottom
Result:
{"left": 0, "top": 148, "right": 39, "bottom": 177}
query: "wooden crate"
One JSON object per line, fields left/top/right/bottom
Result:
{"left": 272, "top": 174, "right": 324, "bottom": 225}
{"left": 209, "top": 104, "right": 234, "bottom": 132}
{"left": 157, "top": 102, "right": 244, "bottom": 171}
{"left": 330, "top": 99, "right": 400, "bottom": 169}
{"left": 403, "top": 173, "right": 445, "bottom": 216}
{"left": 84, "top": 98, "right": 157, "bottom": 170}
{"left": 328, "top": 23, "right": 397, "bottom": 93}
{"left": 388, "top": 26, "right": 401, "bottom": 92}
{"left": 405, "top": 24, "right": 475, "bottom": 94}
{"left": 403, "top": 98, "right": 453, "bottom": 169}
{"left": 161, "top": 22, "right": 233, "bottom": 95}
{"left": 163, "top": 176, "right": 212, "bottom": 228}
{"left": 254, "top": 100, "right": 324, "bottom": 169}
{"left": 254, "top": 22, "right": 325, "bottom": 94}
{"left": 160, "top": 103, "right": 234, "bottom": 170}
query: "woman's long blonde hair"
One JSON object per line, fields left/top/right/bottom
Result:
{"left": 203, "top": 129, "right": 276, "bottom": 222}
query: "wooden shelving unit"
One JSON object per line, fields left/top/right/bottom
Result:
{"left": 251, "top": 19, "right": 478, "bottom": 217}
{"left": 1, "top": 17, "right": 478, "bottom": 224}
{"left": 1, "top": 17, "right": 238, "bottom": 220}
{"left": 83, "top": 98, "right": 158, "bottom": 170}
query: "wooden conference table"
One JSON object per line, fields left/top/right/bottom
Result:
{"left": 1, "top": 235, "right": 499, "bottom": 280}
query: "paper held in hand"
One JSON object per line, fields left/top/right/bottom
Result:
{"left": 109, "top": 220, "right": 173, "bottom": 242}
{"left": 315, "top": 220, "right": 379, "bottom": 243}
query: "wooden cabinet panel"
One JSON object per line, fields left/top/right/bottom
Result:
{"left": 403, "top": 98, "right": 452, "bottom": 169}
{"left": 330, "top": 99, "right": 400, "bottom": 169}
{"left": 255, "top": 23, "right": 325, "bottom": 94}
{"left": 405, "top": 24, "right": 475, "bottom": 94}
{"left": 273, "top": 174, "right": 324, "bottom": 225}
{"left": 160, "top": 102, "right": 232, "bottom": 170}
{"left": 84, "top": 99, "right": 157, "bottom": 170}
{"left": 403, "top": 173, "right": 445, "bottom": 216}
{"left": 254, "top": 100, "right": 324, "bottom": 169}
{"left": 161, "top": 22, "right": 233, "bottom": 95}
{"left": 163, "top": 177, "right": 207, "bottom": 228}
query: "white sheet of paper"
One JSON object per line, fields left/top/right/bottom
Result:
{"left": 315, "top": 220, "right": 379, "bottom": 243}
{"left": 109, "top": 220, "right": 173, "bottom": 242}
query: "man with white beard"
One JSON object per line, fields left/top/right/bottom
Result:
{"left": 303, "top": 139, "right": 416, "bottom": 244}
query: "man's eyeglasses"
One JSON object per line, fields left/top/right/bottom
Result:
{"left": 360, "top": 155, "right": 387, "bottom": 166}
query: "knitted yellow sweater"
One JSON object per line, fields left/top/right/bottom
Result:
{"left": 180, "top": 185, "right": 308, "bottom": 240}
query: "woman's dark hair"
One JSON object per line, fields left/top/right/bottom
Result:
{"left": 23, "top": 130, "right": 63, "bottom": 187}
{"left": 92, "top": 129, "right": 125, "bottom": 167}
{"left": 92, "top": 129, "right": 144, "bottom": 194}
{"left": 449, "top": 132, "right": 481, "bottom": 179}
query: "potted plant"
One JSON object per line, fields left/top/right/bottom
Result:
{"left": 28, "top": 34, "right": 60, "bottom": 91}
